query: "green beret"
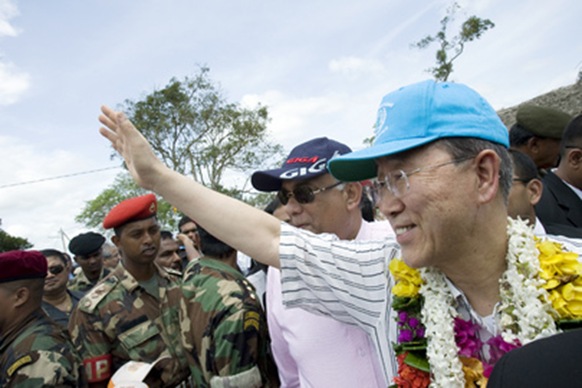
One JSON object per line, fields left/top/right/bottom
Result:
{"left": 516, "top": 104, "right": 572, "bottom": 139}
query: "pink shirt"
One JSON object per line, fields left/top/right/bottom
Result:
{"left": 267, "top": 220, "right": 393, "bottom": 388}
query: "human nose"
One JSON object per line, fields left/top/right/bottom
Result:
{"left": 376, "top": 191, "right": 404, "bottom": 220}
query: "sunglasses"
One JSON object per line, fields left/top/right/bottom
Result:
{"left": 277, "top": 181, "right": 343, "bottom": 205}
{"left": 48, "top": 264, "right": 65, "bottom": 275}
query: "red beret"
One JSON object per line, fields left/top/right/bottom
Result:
{"left": 0, "top": 250, "right": 47, "bottom": 283}
{"left": 103, "top": 193, "right": 158, "bottom": 229}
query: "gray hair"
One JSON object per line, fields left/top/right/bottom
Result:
{"left": 435, "top": 137, "right": 512, "bottom": 205}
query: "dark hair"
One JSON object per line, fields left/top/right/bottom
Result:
{"left": 40, "top": 249, "right": 67, "bottom": 265}
{"left": 178, "top": 215, "right": 194, "bottom": 229}
{"left": 264, "top": 197, "right": 283, "bottom": 215}
{"left": 509, "top": 123, "right": 535, "bottom": 147}
{"left": 560, "top": 114, "right": 582, "bottom": 156}
{"left": 436, "top": 137, "right": 513, "bottom": 204}
{"left": 197, "top": 226, "right": 235, "bottom": 259}
{"left": 509, "top": 149, "right": 539, "bottom": 182}
{"left": 359, "top": 189, "right": 375, "bottom": 222}
{"left": 160, "top": 230, "right": 173, "bottom": 240}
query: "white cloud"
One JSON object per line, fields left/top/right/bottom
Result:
{"left": 0, "top": 1, "right": 29, "bottom": 105}
{"left": 0, "top": 61, "right": 30, "bottom": 105}
{"left": 0, "top": 0, "right": 19, "bottom": 37}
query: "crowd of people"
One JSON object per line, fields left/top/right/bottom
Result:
{"left": 1, "top": 79, "right": 582, "bottom": 388}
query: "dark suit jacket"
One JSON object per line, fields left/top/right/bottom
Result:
{"left": 488, "top": 329, "right": 582, "bottom": 387}
{"left": 536, "top": 171, "right": 582, "bottom": 237}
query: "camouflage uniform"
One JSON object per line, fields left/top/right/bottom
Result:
{"left": 0, "top": 310, "right": 86, "bottom": 387}
{"left": 181, "top": 257, "right": 279, "bottom": 387}
{"left": 68, "top": 267, "right": 111, "bottom": 294}
{"left": 69, "top": 263, "right": 189, "bottom": 387}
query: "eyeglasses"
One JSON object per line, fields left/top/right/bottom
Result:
{"left": 372, "top": 157, "right": 473, "bottom": 199}
{"left": 48, "top": 264, "right": 65, "bottom": 275}
{"left": 277, "top": 181, "right": 344, "bottom": 205}
{"left": 181, "top": 228, "right": 198, "bottom": 235}
{"left": 565, "top": 145, "right": 582, "bottom": 150}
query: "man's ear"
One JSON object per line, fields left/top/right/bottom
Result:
{"left": 473, "top": 149, "right": 500, "bottom": 204}
{"left": 526, "top": 178, "right": 543, "bottom": 206}
{"left": 111, "top": 235, "right": 120, "bottom": 248}
{"left": 343, "top": 182, "right": 363, "bottom": 210}
{"left": 567, "top": 148, "right": 582, "bottom": 168}
{"left": 13, "top": 286, "right": 30, "bottom": 308}
{"left": 526, "top": 136, "right": 541, "bottom": 154}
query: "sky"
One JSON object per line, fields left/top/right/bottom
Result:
{"left": 1, "top": 0, "right": 581, "bottom": 251}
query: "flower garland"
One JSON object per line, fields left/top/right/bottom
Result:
{"left": 390, "top": 218, "right": 582, "bottom": 388}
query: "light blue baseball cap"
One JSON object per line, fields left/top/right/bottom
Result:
{"left": 328, "top": 80, "right": 509, "bottom": 182}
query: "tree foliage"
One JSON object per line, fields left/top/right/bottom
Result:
{"left": 412, "top": 2, "right": 494, "bottom": 81}
{"left": 119, "top": 66, "right": 283, "bottom": 190}
{"left": 77, "top": 67, "right": 283, "bottom": 230}
{"left": 0, "top": 229, "right": 33, "bottom": 252}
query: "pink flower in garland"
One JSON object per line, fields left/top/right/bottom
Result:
{"left": 482, "top": 335, "right": 521, "bottom": 377}
{"left": 453, "top": 317, "right": 482, "bottom": 359}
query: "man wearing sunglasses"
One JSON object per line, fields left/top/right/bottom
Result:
{"left": 0, "top": 250, "right": 85, "bottom": 386}
{"left": 251, "top": 137, "right": 392, "bottom": 387}
{"left": 40, "top": 248, "right": 84, "bottom": 331}
{"left": 536, "top": 114, "right": 582, "bottom": 237}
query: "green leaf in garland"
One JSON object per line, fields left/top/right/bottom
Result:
{"left": 404, "top": 351, "right": 430, "bottom": 373}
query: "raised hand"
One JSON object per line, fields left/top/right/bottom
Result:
{"left": 98, "top": 105, "right": 166, "bottom": 191}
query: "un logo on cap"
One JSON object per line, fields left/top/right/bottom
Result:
{"left": 374, "top": 102, "right": 394, "bottom": 142}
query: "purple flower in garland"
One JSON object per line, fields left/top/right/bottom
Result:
{"left": 408, "top": 316, "right": 420, "bottom": 329}
{"left": 396, "top": 311, "right": 426, "bottom": 343}
{"left": 398, "top": 311, "right": 409, "bottom": 326}
{"left": 454, "top": 317, "right": 482, "bottom": 358}
{"left": 398, "top": 329, "right": 414, "bottom": 343}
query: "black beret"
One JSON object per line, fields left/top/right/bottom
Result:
{"left": 69, "top": 232, "right": 106, "bottom": 256}
{"left": 516, "top": 104, "right": 572, "bottom": 139}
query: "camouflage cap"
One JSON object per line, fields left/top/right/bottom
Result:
{"left": 0, "top": 250, "right": 47, "bottom": 283}
{"left": 516, "top": 104, "right": 572, "bottom": 139}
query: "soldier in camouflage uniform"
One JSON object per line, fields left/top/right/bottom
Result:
{"left": 180, "top": 226, "right": 279, "bottom": 387}
{"left": 0, "top": 250, "right": 86, "bottom": 387}
{"left": 68, "top": 232, "right": 111, "bottom": 294}
{"left": 69, "top": 194, "right": 189, "bottom": 387}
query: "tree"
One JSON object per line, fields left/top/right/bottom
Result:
{"left": 412, "top": 2, "right": 494, "bottom": 81}
{"left": 0, "top": 229, "right": 33, "bottom": 251}
{"left": 77, "top": 67, "right": 283, "bottom": 229}
{"left": 120, "top": 66, "right": 283, "bottom": 190}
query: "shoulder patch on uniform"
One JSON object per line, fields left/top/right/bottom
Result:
{"left": 79, "top": 275, "right": 119, "bottom": 313}
{"left": 243, "top": 311, "right": 261, "bottom": 331}
{"left": 7, "top": 355, "right": 33, "bottom": 376}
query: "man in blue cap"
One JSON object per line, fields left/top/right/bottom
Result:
{"left": 99, "top": 80, "right": 582, "bottom": 387}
